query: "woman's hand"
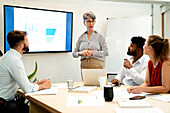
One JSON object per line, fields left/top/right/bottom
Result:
{"left": 87, "top": 50, "right": 93, "bottom": 56}
{"left": 127, "top": 86, "right": 143, "bottom": 94}
{"left": 80, "top": 50, "right": 93, "bottom": 56}
{"left": 81, "top": 50, "right": 88, "bottom": 56}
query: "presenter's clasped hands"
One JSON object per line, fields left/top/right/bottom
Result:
{"left": 79, "top": 50, "right": 93, "bottom": 56}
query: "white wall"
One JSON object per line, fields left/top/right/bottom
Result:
{"left": 0, "top": 0, "right": 163, "bottom": 83}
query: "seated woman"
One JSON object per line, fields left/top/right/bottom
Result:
{"left": 127, "top": 35, "right": 170, "bottom": 94}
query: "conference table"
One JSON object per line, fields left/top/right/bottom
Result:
{"left": 17, "top": 82, "right": 170, "bottom": 113}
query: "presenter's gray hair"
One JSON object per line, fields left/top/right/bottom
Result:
{"left": 83, "top": 11, "right": 96, "bottom": 21}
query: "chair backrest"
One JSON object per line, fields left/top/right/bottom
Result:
{"left": 0, "top": 97, "right": 6, "bottom": 112}
{"left": 0, "top": 50, "right": 3, "bottom": 57}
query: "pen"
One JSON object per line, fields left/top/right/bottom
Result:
{"left": 49, "top": 75, "right": 51, "bottom": 80}
{"left": 70, "top": 86, "right": 80, "bottom": 90}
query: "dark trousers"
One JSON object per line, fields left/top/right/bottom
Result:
{"left": 0, "top": 100, "right": 29, "bottom": 113}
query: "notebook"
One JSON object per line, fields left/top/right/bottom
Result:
{"left": 68, "top": 86, "right": 97, "bottom": 93}
{"left": 82, "top": 69, "right": 107, "bottom": 86}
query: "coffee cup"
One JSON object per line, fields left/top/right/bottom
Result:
{"left": 98, "top": 76, "right": 106, "bottom": 89}
{"left": 104, "top": 85, "right": 113, "bottom": 102}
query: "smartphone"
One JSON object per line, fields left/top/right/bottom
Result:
{"left": 129, "top": 96, "right": 146, "bottom": 100}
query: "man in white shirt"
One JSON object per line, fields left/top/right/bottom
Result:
{"left": 111, "top": 36, "right": 149, "bottom": 86}
{"left": 0, "top": 30, "right": 51, "bottom": 113}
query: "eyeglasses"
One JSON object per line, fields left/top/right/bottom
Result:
{"left": 86, "top": 20, "right": 95, "bottom": 24}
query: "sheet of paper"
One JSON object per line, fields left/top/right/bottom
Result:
{"left": 67, "top": 96, "right": 105, "bottom": 107}
{"left": 90, "top": 90, "right": 104, "bottom": 97}
{"left": 52, "top": 83, "right": 67, "bottom": 88}
{"left": 114, "top": 89, "right": 130, "bottom": 99}
{"left": 117, "top": 100, "right": 152, "bottom": 108}
{"left": 114, "top": 89, "right": 161, "bottom": 99}
{"left": 150, "top": 95, "right": 170, "bottom": 102}
{"left": 115, "top": 108, "right": 164, "bottom": 113}
{"left": 25, "top": 87, "right": 58, "bottom": 96}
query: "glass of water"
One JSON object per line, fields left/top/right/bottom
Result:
{"left": 67, "top": 78, "right": 74, "bottom": 89}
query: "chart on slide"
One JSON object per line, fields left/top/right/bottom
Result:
{"left": 13, "top": 8, "right": 67, "bottom": 52}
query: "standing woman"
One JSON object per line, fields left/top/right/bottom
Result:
{"left": 72, "top": 11, "right": 109, "bottom": 69}
{"left": 128, "top": 35, "right": 170, "bottom": 94}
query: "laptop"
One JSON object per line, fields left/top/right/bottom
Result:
{"left": 82, "top": 69, "right": 107, "bottom": 86}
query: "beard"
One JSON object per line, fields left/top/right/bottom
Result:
{"left": 127, "top": 48, "right": 137, "bottom": 56}
{"left": 22, "top": 43, "right": 29, "bottom": 52}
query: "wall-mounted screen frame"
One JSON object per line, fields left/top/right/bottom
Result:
{"left": 4, "top": 5, "right": 73, "bottom": 53}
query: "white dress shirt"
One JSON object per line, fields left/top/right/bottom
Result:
{"left": 0, "top": 49, "right": 39, "bottom": 101}
{"left": 115, "top": 55, "right": 149, "bottom": 86}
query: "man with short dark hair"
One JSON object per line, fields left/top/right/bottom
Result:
{"left": 111, "top": 36, "right": 149, "bottom": 86}
{"left": 0, "top": 30, "right": 52, "bottom": 113}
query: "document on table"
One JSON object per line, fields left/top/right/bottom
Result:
{"left": 25, "top": 87, "right": 58, "bottom": 96}
{"left": 115, "top": 108, "right": 164, "bottom": 113}
{"left": 52, "top": 83, "right": 68, "bottom": 88}
{"left": 150, "top": 95, "right": 170, "bottom": 102}
{"left": 117, "top": 100, "right": 152, "bottom": 108}
{"left": 114, "top": 89, "right": 161, "bottom": 99}
{"left": 67, "top": 96, "right": 105, "bottom": 107}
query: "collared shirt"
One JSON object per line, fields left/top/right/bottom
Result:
{"left": 0, "top": 49, "right": 39, "bottom": 101}
{"left": 72, "top": 31, "right": 109, "bottom": 61}
{"left": 115, "top": 55, "right": 150, "bottom": 86}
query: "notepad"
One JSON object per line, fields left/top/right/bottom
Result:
{"left": 68, "top": 86, "right": 97, "bottom": 93}
{"left": 25, "top": 87, "right": 58, "bottom": 96}
{"left": 117, "top": 100, "right": 152, "bottom": 108}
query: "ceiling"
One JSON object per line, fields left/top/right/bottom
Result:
{"left": 96, "top": 0, "right": 170, "bottom": 5}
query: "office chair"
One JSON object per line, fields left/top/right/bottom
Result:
{"left": 0, "top": 50, "right": 3, "bottom": 57}
{"left": 0, "top": 97, "right": 6, "bottom": 112}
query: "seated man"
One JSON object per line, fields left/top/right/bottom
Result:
{"left": 0, "top": 30, "right": 52, "bottom": 113}
{"left": 111, "top": 36, "right": 149, "bottom": 86}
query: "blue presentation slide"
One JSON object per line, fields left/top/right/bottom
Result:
{"left": 4, "top": 6, "right": 72, "bottom": 53}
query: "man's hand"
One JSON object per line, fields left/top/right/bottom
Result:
{"left": 37, "top": 79, "right": 52, "bottom": 90}
{"left": 124, "top": 59, "right": 133, "bottom": 69}
{"left": 111, "top": 79, "right": 119, "bottom": 84}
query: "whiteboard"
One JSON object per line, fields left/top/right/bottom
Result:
{"left": 165, "top": 9, "right": 170, "bottom": 39}
{"left": 105, "top": 16, "right": 152, "bottom": 73}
